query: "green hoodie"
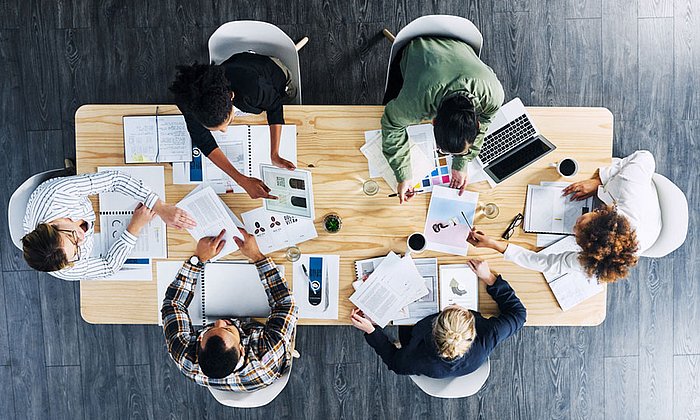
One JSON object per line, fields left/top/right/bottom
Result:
{"left": 381, "top": 37, "right": 505, "bottom": 182}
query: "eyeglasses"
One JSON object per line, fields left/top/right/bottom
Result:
{"left": 56, "top": 229, "right": 81, "bottom": 263}
{"left": 436, "top": 147, "right": 469, "bottom": 157}
{"left": 501, "top": 213, "right": 523, "bottom": 240}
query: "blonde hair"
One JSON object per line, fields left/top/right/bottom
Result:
{"left": 432, "top": 306, "right": 476, "bottom": 360}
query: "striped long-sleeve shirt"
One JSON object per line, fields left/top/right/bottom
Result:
{"left": 23, "top": 171, "right": 159, "bottom": 281}
{"left": 161, "top": 258, "right": 297, "bottom": 391}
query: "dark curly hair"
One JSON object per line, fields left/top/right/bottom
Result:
{"left": 169, "top": 62, "right": 232, "bottom": 128}
{"left": 576, "top": 205, "right": 639, "bottom": 283}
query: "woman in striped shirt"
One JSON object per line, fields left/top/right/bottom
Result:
{"left": 22, "top": 171, "right": 196, "bottom": 281}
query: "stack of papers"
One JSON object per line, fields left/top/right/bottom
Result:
{"left": 349, "top": 252, "right": 428, "bottom": 327}
{"left": 241, "top": 207, "right": 317, "bottom": 254}
{"left": 423, "top": 186, "right": 479, "bottom": 256}
{"left": 361, "top": 129, "right": 433, "bottom": 190}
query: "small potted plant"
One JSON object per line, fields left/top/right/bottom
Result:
{"left": 323, "top": 213, "right": 342, "bottom": 233}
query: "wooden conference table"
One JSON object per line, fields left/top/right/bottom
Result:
{"left": 76, "top": 105, "right": 612, "bottom": 326}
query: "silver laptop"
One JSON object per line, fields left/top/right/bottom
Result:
{"left": 476, "top": 98, "right": 556, "bottom": 185}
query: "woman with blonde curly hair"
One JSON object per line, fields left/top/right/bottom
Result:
{"left": 350, "top": 260, "right": 526, "bottom": 378}
{"left": 468, "top": 151, "right": 660, "bottom": 283}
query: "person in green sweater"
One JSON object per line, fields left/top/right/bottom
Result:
{"left": 381, "top": 37, "right": 504, "bottom": 203}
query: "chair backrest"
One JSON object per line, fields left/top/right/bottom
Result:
{"left": 8, "top": 169, "right": 66, "bottom": 250}
{"left": 208, "top": 365, "right": 292, "bottom": 408}
{"left": 640, "top": 173, "right": 688, "bottom": 258}
{"left": 208, "top": 21, "right": 302, "bottom": 104}
{"left": 386, "top": 15, "right": 483, "bottom": 92}
{"left": 409, "top": 357, "right": 490, "bottom": 398}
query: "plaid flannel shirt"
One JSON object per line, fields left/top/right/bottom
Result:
{"left": 161, "top": 258, "right": 297, "bottom": 391}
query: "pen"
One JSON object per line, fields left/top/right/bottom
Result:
{"left": 461, "top": 211, "right": 473, "bottom": 231}
{"left": 387, "top": 189, "right": 424, "bottom": 197}
{"left": 301, "top": 264, "right": 319, "bottom": 292}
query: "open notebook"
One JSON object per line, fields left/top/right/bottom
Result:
{"left": 156, "top": 261, "right": 280, "bottom": 326}
{"left": 123, "top": 115, "right": 192, "bottom": 163}
{"left": 172, "top": 124, "right": 297, "bottom": 193}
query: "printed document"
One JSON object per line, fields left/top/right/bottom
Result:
{"left": 524, "top": 184, "right": 593, "bottom": 235}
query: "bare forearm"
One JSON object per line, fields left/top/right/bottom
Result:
{"left": 208, "top": 148, "right": 245, "bottom": 182}
{"left": 269, "top": 125, "right": 283, "bottom": 156}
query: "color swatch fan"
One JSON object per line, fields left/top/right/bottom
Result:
{"left": 406, "top": 124, "right": 452, "bottom": 191}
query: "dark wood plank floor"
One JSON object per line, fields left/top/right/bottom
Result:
{"left": 0, "top": 1, "right": 697, "bottom": 419}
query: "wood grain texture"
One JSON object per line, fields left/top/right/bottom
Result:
{"left": 75, "top": 105, "right": 611, "bottom": 326}
{"left": 570, "top": 325, "right": 605, "bottom": 419}
{"left": 638, "top": 18, "right": 675, "bottom": 126}
{"left": 566, "top": 0, "right": 601, "bottom": 18}
{"left": 672, "top": 121, "right": 700, "bottom": 355}
{"left": 674, "top": 0, "right": 700, "bottom": 119}
{"left": 4, "top": 271, "right": 50, "bottom": 419}
{"left": 639, "top": 0, "right": 674, "bottom": 17}
{"left": 533, "top": 357, "right": 570, "bottom": 420}
{"left": 77, "top": 322, "right": 119, "bottom": 419}
{"left": 47, "top": 366, "right": 84, "bottom": 420}
{"left": 0, "top": 273, "right": 9, "bottom": 366}
{"left": 56, "top": 0, "right": 94, "bottom": 29}
{"left": 565, "top": 18, "right": 603, "bottom": 107}
{"left": 604, "top": 277, "right": 639, "bottom": 357}
{"left": 528, "top": 0, "right": 567, "bottom": 107}
{"left": 602, "top": 0, "right": 639, "bottom": 121}
{"left": 673, "top": 355, "right": 700, "bottom": 420}
{"left": 116, "top": 364, "right": 156, "bottom": 420}
{"left": 113, "top": 325, "right": 151, "bottom": 366}
{"left": 0, "top": 366, "right": 15, "bottom": 415}
{"left": 144, "top": 326, "right": 192, "bottom": 420}
{"left": 604, "top": 356, "right": 639, "bottom": 420}
{"left": 39, "top": 277, "right": 81, "bottom": 366}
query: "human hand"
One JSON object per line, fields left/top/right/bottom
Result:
{"left": 127, "top": 203, "right": 156, "bottom": 236}
{"left": 466, "top": 259, "right": 498, "bottom": 286}
{"left": 153, "top": 201, "right": 196, "bottom": 229}
{"left": 466, "top": 229, "right": 507, "bottom": 253}
{"left": 195, "top": 229, "right": 226, "bottom": 262}
{"left": 396, "top": 180, "right": 415, "bottom": 204}
{"left": 240, "top": 177, "right": 278, "bottom": 200}
{"left": 350, "top": 308, "right": 376, "bottom": 334}
{"left": 271, "top": 153, "right": 296, "bottom": 170}
{"left": 562, "top": 178, "right": 602, "bottom": 201}
{"left": 449, "top": 169, "right": 469, "bottom": 196}
{"left": 233, "top": 227, "right": 265, "bottom": 262}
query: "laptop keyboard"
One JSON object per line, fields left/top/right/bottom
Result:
{"left": 480, "top": 114, "right": 537, "bottom": 165}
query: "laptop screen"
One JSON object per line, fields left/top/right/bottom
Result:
{"left": 485, "top": 136, "right": 555, "bottom": 182}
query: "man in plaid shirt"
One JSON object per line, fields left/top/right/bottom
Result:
{"left": 161, "top": 228, "right": 297, "bottom": 391}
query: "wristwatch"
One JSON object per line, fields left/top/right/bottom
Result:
{"left": 188, "top": 255, "right": 204, "bottom": 268}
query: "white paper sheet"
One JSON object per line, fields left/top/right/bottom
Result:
{"left": 176, "top": 185, "right": 244, "bottom": 261}
{"left": 241, "top": 206, "right": 317, "bottom": 254}
{"left": 293, "top": 255, "right": 340, "bottom": 319}
{"left": 155, "top": 115, "right": 193, "bottom": 162}
{"left": 123, "top": 116, "right": 158, "bottom": 162}
{"left": 439, "top": 264, "right": 478, "bottom": 310}
{"left": 361, "top": 129, "right": 434, "bottom": 190}
{"left": 349, "top": 252, "right": 428, "bottom": 327}
{"left": 423, "top": 186, "right": 479, "bottom": 256}
{"left": 392, "top": 258, "right": 439, "bottom": 325}
{"left": 156, "top": 260, "right": 201, "bottom": 325}
{"left": 123, "top": 115, "right": 191, "bottom": 163}
{"left": 90, "top": 234, "right": 153, "bottom": 281}
{"left": 97, "top": 166, "right": 168, "bottom": 259}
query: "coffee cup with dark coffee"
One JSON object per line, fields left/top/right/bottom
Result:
{"left": 407, "top": 232, "right": 427, "bottom": 254}
{"left": 550, "top": 157, "right": 579, "bottom": 177}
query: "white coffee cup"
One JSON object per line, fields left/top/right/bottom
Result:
{"left": 550, "top": 157, "right": 579, "bottom": 177}
{"left": 407, "top": 232, "right": 427, "bottom": 254}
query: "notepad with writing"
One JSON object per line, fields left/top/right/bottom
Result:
{"left": 156, "top": 261, "right": 278, "bottom": 326}
{"left": 123, "top": 115, "right": 192, "bottom": 163}
{"left": 524, "top": 184, "right": 593, "bottom": 235}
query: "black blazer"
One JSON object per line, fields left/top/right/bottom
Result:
{"left": 177, "top": 52, "right": 288, "bottom": 156}
{"left": 364, "top": 275, "right": 526, "bottom": 378}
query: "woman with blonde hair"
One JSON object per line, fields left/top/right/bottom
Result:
{"left": 350, "top": 259, "right": 526, "bottom": 378}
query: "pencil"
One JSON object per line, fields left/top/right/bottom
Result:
{"left": 387, "top": 189, "right": 424, "bottom": 197}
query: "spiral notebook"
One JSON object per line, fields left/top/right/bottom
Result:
{"left": 524, "top": 184, "right": 593, "bottom": 235}
{"left": 156, "top": 261, "right": 279, "bottom": 326}
{"left": 172, "top": 124, "right": 297, "bottom": 194}
{"left": 97, "top": 166, "right": 167, "bottom": 259}
{"left": 123, "top": 114, "right": 192, "bottom": 163}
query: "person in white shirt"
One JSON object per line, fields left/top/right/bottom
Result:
{"left": 22, "top": 171, "right": 196, "bottom": 281}
{"left": 468, "top": 150, "right": 661, "bottom": 283}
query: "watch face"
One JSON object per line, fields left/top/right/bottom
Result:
{"left": 189, "top": 256, "right": 200, "bottom": 265}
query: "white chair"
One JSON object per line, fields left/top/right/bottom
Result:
{"left": 382, "top": 15, "right": 484, "bottom": 93}
{"left": 409, "top": 358, "right": 490, "bottom": 398}
{"left": 8, "top": 169, "right": 67, "bottom": 250}
{"left": 207, "top": 335, "right": 299, "bottom": 408}
{"left": 208, "top": 21, "right": 308, "bottom": 104}
{"left": 640, "top": 173, "right": 689, "bottom": 258}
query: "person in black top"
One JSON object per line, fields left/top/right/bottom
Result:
{"left": 170, "top": 53, "right": 297, "bottom": 199}
{"left": 350, "top": 259, "right": 526, "bottom": 378}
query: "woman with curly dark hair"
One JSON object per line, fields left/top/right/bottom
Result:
{"left": 170, "top": 52, "right": 298, "bottom": 199}
{"left": 467, "top": 151, "right": 661, "bottom": 283}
